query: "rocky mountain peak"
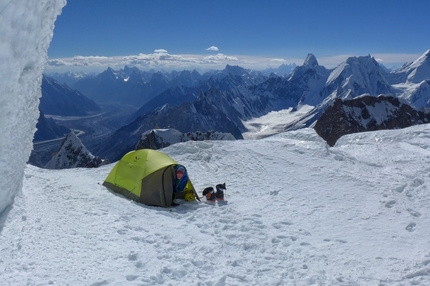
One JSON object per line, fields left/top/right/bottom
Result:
{"left": 303, "top": 53, "right": 318, "bottom": 68}
{"left": 314, "top": 95, "right": 430, "bottom": 146}
{"left": 44, "top": 132, "right": 106, "bottom": 169}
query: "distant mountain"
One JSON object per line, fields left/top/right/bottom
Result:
{"left": 262, "top": 63, "right": 297, "bottom": 76}
{"left": 46, "top": 71, "right": 93, "bottom": 86}
{"left": 167, "top": 69, "right": 205, "bottom": 87}
{"left": 33, "top": 111, "right": 70, "bottom": 142}
{"left": 248, "top": 53, "right": 330, "bottom": 116}
{"left": 323, "top": 55, "right": 394, "bottom": 99}
{"left": 40, "top": 75, "right": 101, "bottom": 116}
{"left": 206, "top": 64, "right": 267, "bottom": 86}
{"left": 285, "top": 54, "right": 397, "bottom": 130}
{"left": 44, "top": 132, "right": 106, "bottom": 169}
{"left": 288, "top": 53, "right": 331, "bottom": 106}
{"left": 93, "top": 87, "right": 248, "bottom": 162}
{"left": 126, "top": 65, "right": 269, "bottom": 123}
{"left": 314, "top": 95, "right": 430, "bottom": 146}
{"left": 388, "top": 49, "right": 430, "bottom": 84}
{"left": 135, "top": 129, "right": 235, "bottom": 150}
{"left": 126, "top": 85, "right": 202, "bottom": 124}
{"left": 72, "top": 66, "right": 206, "bottom": 106}
{"left": 48, "top": 50, "right": 430, "bottom": 161}
{"left": 96, "top": 54, "right": 412, "bottom": 160}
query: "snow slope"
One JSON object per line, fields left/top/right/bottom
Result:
{"left": 2, "top": 125, "right": 430, "bottom": 285}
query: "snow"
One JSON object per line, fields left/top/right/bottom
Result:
{"left": 0, "top": 0, "right": 66, "bottom": 214}
{"left": 401, "top": 49, "right": 430, "bottom": 83}
{"left": 242, "top": 105, "right": 314, "bottom": 139}
{"left": 327, "top": 61, "right": 347, "bottom": 85}
{"left": 44, "top": 132, "right": 98, "bottom": 169}
{"left": 345, "top": 100, "right": 400, "bottom": 128}
{"left": 2, "top": 1, "right": 430, "bottom": 285}
{"left": 2, "top": 124, "right": 430, "bottom": 285}
{"left": 394, "top": 82, "right": 430, "bottom": 108}
{"left": 146, "top": 128, "right": 183, "bottom": 144}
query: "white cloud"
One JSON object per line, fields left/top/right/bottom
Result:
{"left": 206, "top": 46, "right": 219, "bottom": 52}
{"left": 371, "top": 53, "right": 420, "bottom": 64}
{"left": 270, "top": 58, "right": 286, "bottom": 63}
{"left": 154, "top": 49, "right": 168, "bottom": 54}
{"left": 202, "top": 53, "right": 238, "bottom": 63}
{"left": 45, "top": 51, "right": 422, "bottom": 73}
{"left": 46, "top": 51, "right": 243, "bottom": 73}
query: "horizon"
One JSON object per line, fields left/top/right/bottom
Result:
{"left": 46, "top": 0, "right": 430, "bottom": 73}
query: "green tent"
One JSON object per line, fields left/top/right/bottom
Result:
{"left": 103, "top": 149, "right": 199, "bottom": 207}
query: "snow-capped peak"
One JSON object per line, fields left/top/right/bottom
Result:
{"left": 396, "top": 49, "right": 430, "bottom": 83}
{"left": 326, "top": 55, "right": 388, "bottom": 93}
{"left": 44, "top": 132, "right": 104, "bottom": 169}
{"left": 303, "top": 53, "right": 319, "bottom": 68}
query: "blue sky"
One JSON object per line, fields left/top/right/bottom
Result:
{"left": 47, "top": 0, "right": 430, "bottom": 72}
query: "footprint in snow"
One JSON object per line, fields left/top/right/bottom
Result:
{"left": 407, "top": 208, "right": 421, "bottom": 217}
{"left": 126, "top": 275, "right": 138, "bottom": 281}
{"left": 128, "top": 252, "right": 138, "bottom": 261}
{"left": 406, "top": 222, "right": 417, "bottom": 232}
{"left": 385, "top": 200, "right": 396, "bottom": 208}
{"left": 393, "top": 184, "right": 406, "bottom": 193}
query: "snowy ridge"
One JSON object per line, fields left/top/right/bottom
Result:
{"left": 135, "top": 128, "right": 235, "bottom": 150}
{"left": 398, "top": 49, "right": 430, "bottom": 83}
{"left": 396, "top": 80, "right": 430, "bottom": 109}
{"left": 2, "top": 125, "right": 430, "bottom": 284}
{"left": 44, "top": 132, "right": 104, "bottom": 169}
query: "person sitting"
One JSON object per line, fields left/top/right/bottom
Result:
{"left": 171, "top": 165, "right": 188, "bottom": 206}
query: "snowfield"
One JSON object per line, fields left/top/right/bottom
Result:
{"left": 2, "top": 125, "right": 430, "bottom": 285}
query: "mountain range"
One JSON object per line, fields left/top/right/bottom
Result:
{"left": 40, "top": 75, "right": 101, "bottom": 116}
{"left": 43, "top": 49, "right": 430, "bottom": 164}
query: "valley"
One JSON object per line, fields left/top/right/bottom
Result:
{"left": 30, "top": 103, "right": 137, "bottom": 167}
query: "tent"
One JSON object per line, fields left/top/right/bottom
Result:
{"left": 103, "top": 149, "right": 199, "bottom": 207}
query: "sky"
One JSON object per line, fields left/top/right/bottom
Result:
{"left": 46, "top": 0, "right": 430, "bottom": 73}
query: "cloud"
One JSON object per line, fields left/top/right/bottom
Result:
{"left": 45, "top": 51, "right": 421, "bottom": 73}
{"left": 202, "top": 53, "right": 238, "bottom": 63}
{"left": 371, "top": 53, "right": 420, "bottom": 64}
{"left": 270, "top": 58, "right": 286, "bottom": 63}
{"left": 154, "top": 49, "right": 168, "bottom": 54}
{"left": 46, "top": 51, "right": 242, "bottom": 72}
{"left": 206, "top": 46, "right": 219, "bottom": 52}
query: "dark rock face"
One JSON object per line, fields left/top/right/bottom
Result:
{"left": 314, "top": 95, "right": 430, "bottom": 146}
